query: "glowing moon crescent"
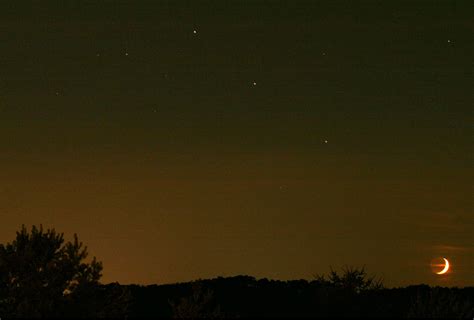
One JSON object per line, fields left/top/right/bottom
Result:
{"left": 436, "top": 258, "right": 450, "bottom": 275}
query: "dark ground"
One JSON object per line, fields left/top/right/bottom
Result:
{"left": 102, "top": 275, "right": 474, "bottom": 318}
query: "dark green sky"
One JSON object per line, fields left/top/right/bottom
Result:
{"left": 0, "top": 1, "right": 472, "bottom": 287}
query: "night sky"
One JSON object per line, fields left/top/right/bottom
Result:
{"left": 0, "top": 1, "right": 472, "bottom": 287}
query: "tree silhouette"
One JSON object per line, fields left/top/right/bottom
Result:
{"left": 169, "top": 282, "right": 223, "bottom": 319}
{"left": 315, "top": 265, "right": 383, "bottom": 293}
{"left": 0, "top": 225, "right": 103, "bottom": 317}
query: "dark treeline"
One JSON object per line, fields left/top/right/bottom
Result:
{"left": 1, "top": 225, "right": 473, "bottom": 318}
{"left": 123, "top": 276, "right": 474, "bottom": 318}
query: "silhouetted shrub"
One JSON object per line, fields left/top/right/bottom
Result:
{"left": 169, "top": 281, "right": 223, "bottom": 318}
{"left": 95, "top": 283, "right": 133, "bottom": 318}
{"left": 315, "top": 265, "right": 384, "bottom": 293}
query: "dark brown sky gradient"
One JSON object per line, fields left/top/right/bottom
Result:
{"left": 0, "top": 1, "right": 472, "bottom": 287}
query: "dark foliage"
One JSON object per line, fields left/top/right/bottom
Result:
{"left": 0, "top": 225, "right": 130, "bottom": 318}
{"left": 169, "top": 282, "right": 222, "bottom": 318}
{"left": 407, "top": 286, "right": 474, "bottom": 318}
{"left": 126, "top": 274, "right": 473, "bottom": 318}
{"left": 315, "top": 265, "right": 384, "bottom": 292}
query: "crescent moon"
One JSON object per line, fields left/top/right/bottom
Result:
{"left": 436, "top": 258, "right": 450, "bottom": 275}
